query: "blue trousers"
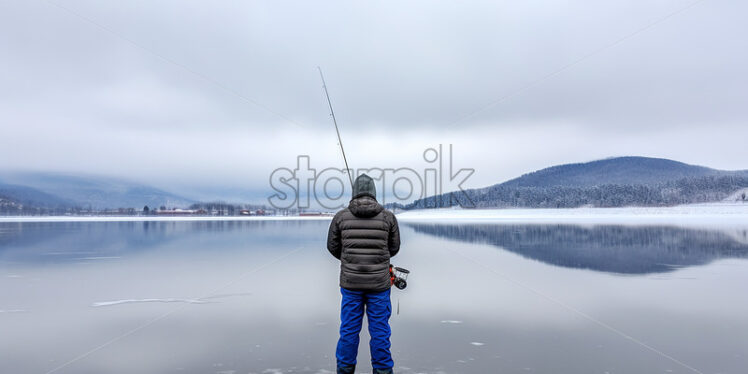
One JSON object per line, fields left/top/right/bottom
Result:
{"left": 336, "top": 287, "right": 394, "bottom": 370}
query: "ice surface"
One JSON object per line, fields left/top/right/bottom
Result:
{"left": 91, "top": 292, "right": 251, "bottom": 307}
{"left": 4, "top": 210, "right": 748, "bottom": 373}
{"left": 91, "top": 298, "right": 210, "bottom": 307}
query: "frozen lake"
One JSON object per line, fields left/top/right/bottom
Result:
{"left": 2, "top": 209, "right": 748, "bottom": 373}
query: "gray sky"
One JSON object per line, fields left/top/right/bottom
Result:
{"left": 1, "top": 0, "right": 746, "bottom": 201}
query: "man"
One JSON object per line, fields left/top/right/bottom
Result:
{"left": 327, "top": 173, "right": 400, "bottom": 374}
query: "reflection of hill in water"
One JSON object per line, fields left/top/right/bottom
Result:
{"left": 407, "top": 223, "right": 748, "bottom": 274}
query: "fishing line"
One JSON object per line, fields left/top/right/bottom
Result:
{"left": 318, "top": 67, "right": 354, "bottom": 189}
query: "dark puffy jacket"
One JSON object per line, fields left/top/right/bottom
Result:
{"left": 327, "top": 176, "right": 400, "bottom": 292}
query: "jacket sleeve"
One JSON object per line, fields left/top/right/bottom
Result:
{"left": 327, "top": 214, "right": 342, "bottom": 259}
{"left": 387, "top": 212, "right": 400, "bottom": 257}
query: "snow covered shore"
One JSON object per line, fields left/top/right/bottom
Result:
{"left": 396, "top": 203, "right": 748, "bottom": 226}
{"left": 2, "top": 203, "right": 747, "bottom": 225}
{"left": 0, "top": 215, "right": 333, "bottom": 223}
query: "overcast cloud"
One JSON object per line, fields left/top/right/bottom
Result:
{"left": 1, "top": 0, "right": 746, "bottom": 201}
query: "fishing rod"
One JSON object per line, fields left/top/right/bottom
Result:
{"left": 318, "top": 67, "right": 354, "bottom": 189}
{"left": 318, "top": 68, "right": 411, "bottom": 305}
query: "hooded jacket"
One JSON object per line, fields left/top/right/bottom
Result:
{"left": 327, "top": 174, "right": 400, "bottom": 292}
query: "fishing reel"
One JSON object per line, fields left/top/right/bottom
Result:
{"left": 389, "top": 265, "right": 410, "bottom": 290}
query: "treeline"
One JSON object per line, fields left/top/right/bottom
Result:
{"left": 0, "top": 199, "right": 275, "bottom": 217}
{"left": 0, "top": 200, "right": 94, "bottom": 216}
{"left": 405, "top": 175, "right": 748, "bottom": 209}
{"left": 0, "top": 204, "right": 74, "bottom": 216}
{"left": 186, "top": 202, "right": 272, "bottom": 215}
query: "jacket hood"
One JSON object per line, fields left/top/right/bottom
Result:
{"left": 348, "top": 196, "right": 383, "bottom": 218}
{"left": 352, "top": 174, "right": 376, "bottom": 200}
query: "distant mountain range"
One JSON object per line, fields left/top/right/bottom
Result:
{"left": 2, "top": 156, "right": 747, "bottom": 214}
{"left": 500, "top": 157, "right": 727, "bottom": 187}
{"left": 403, "top": 156, "right": 748, "bottom": 209}
{"left": 0, "top": 172, "right": 194, "bottom": 211}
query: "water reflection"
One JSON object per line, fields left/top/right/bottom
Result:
{"left": 2, "top": 220, "right": 747, "bottom": 373}
{"left": 407, "top": 223, "right": 748, "bottom": 274}
{"left": 0, "top": 220, "right": 327, "bottom": 264}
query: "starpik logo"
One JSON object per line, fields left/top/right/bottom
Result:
{"left": 267, "top": 144, "right": 475, "bottom": 210}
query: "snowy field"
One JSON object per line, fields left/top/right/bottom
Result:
{"left": 397, "top": 203, "right": 748, "bottom": 226}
